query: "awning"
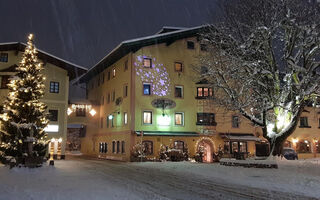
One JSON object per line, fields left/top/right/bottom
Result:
{"left": 135, "top": 131, "right": 199, "bottom": 137}
{"left": 220, "top": 133, "right": 261, "bottom": 142}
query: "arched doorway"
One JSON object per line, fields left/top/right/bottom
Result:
{"left": 196, "top": 138, "right": 215, "bottom": 163}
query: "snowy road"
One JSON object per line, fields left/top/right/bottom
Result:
{"left": 0, "top": 156, "right": 318, "bottom": 200}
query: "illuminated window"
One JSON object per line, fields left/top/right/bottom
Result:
{"left": 143, "top": 58, "right": 152, "bottom": 68}
{"left": 50, "top": 82, "right": 59, "bottom": 93}
{"left": 297, "top": 140, "right": 311, "bottom": 153}
{"left": 175, "top": 86, "right": 183, "bottom": 98}
{"left": 121, "top": 141, "right": 125, "bottom": 153}
{"left": 187, "top": 41, "right": 194, "bottom": 49}
{"left": 124, "top": 60, "right": 128, "bottom": 71}
{"left": 112, "top": 68, "right": 116, "bottom": 78}
{"left": 175, "top": 112, "right": 184, "bottom": 126}
{"left": 123, "top": 84, "right": 128, "bottom": 97}
{"left": 174, "top": 141, "right": 184, "bottom": 151}
{"left": 196, "top": 113, "right": 216, "bottom": 126}
{"left": 48, "top": 110, "right": 58, "bottom": 121}
{"left": 142, "top": 141, "right": 153, "bottom": 155}
{"left": 0, "top": 53, "right": 8, "bottom": 62}
{"left": 143, "top": 111, "right": 152, "bottom": 124}
{"left": 232, "top": 116, "right": 239, "bottom": 128}
{"left": 112, "top": 90, "right": 115, "bottom": 102}
{"left": 124, "top": 112, "right": 128, "bottom": 125}
{"left": 0, "top": 75, "right": 10, "bottom": 89}
{"left": 143, "top": 83, "right": 152, "bottom": 95}
{"left": 99, "top": 142, "right": 107, "bottom": 153}
{"left": 299, "top": 117, "right": 310, "bottom": 128}
{"left": 175, "top": 62, "right": 183, "bottom": 72}
{"left": 197, "top": 87, "right": 213, "bottom": 98}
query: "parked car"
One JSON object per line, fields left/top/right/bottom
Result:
{"left": 282, "top": 147, "right": 298, "bottom": 160}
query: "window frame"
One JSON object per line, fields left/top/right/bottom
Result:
{"left": 187, "top": 41, "right": 195, "bottom": 49}
{"left": 232, "top": 115, "right": 240, "bottom": 128}
{"left": 196, "top": 87, "right": 213, "bottom": 99}
{"left": 50, "top": 81, "right": 59, "bottom": 93}
{"left": 196, "top": 113, "right": 216, "bottom": 126}
{"left": 143, "top": 82, "right": 152, "bottom": 96}
{"left": 123, "top": 84, "right": 128, "bottom": 98}
{"left": 174, "top": 85, "right": 184, "bottom": 98}
{"left": 174, "top": 62, "right": 183, "bottom": 72}
{"left": 121, "top": 141, "right": 125, "bottom": 153}
{"left": 142, "top": 140, "right": 153, "bottom": 155}
{"left": 299, "top": 117, "right": 311, "bottom": 128}
{"left": 175, "top": 112, "right": 184, "bottom": 126}
{"left": 0, "top": 53, "right": 8, "bottom": 62}
{"left": 48, "top": 109, "right": 58, "bottom": 122}
{"left": 143, "top": 57, "right": 152, "bottom": 68}
{"left": 143, "top": 111, "right": 153, "bottom": 125}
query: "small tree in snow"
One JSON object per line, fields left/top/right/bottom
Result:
{"left": 0, "top": 34, "right": 48, "bottom": 167}
{"left": 197, "top": 0, "right": 320, "bottom": 155}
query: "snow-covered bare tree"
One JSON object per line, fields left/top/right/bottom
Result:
{"left": 197, "top": 0, "right": 320, "bottom": 155}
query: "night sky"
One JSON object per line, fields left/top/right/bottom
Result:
{"left": 0, "top": 0, "right": 219, "bottom": 69}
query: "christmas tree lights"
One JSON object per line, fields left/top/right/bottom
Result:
{"left": 0, "top": 34, "right": 49, "bottom": 167}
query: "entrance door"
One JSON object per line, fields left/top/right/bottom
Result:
{"left": 203, "top": 142, "right": 212, "bottom": 163}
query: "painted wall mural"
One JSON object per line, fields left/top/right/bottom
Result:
{"left": 135, "top": 55, "right": 171, "bottom": 96}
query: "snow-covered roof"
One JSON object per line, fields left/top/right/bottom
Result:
{"left": 0, "top": 42, "right": 87, "bottom": 80}
{"left": 78, "top": 25, "right": 209, "bottom": 83}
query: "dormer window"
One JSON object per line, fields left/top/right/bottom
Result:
{"left": 0, "top": 53, "right": 8, "bottom": 62}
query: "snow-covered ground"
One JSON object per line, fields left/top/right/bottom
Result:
{"left": 0, "top": 156, "right": 319, "bottom": 200}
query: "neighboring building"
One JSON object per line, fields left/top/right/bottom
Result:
{"left": 78, "top": 26, "right": 320, "bottom": 161}
{"left": 0, "top": 42, "right": 87, "bottom": 159}
{"left": 77, "top": 26, "right": 261, "bottom": 162}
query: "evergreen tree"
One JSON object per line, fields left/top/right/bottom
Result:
{"left": 0, "top": 34, "right": 48, "bottom": 167}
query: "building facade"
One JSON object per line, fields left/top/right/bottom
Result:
{"left": 78, "top": 26, "right": 320, "bottom": 161}
{"left": 0, "top": 42, "right": 87, "bottom": 159}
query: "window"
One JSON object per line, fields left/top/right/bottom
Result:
{"left": 300, "top": 117, "right": 310, "bottom": 128}
{"left": 123, "top": 85, "right": 128, "bottom": 97}
{"left": 116, "top": 141, "right": 120, "bottom": 153}
{"left": 230, "top": 141, "right": 247, "bottom": 154}
{"left": 104, "top": 143, "right": 108, "bottom": 153}
{"left": 76, "top": 108, "right": 86, "bottom": 117}
{"left": 143, "top": 83, "right": 152, "bottom": 95}
{"left": 224, "top": 141, "right": 230, "bottom": 153}
{"left": 108, "top": 71, "right": 111, "bottom": 80}
{"left": 196, "top": 113, "right": 216, "bottom": 126}
{"left": 143, "top": 111, "right": 152, "bottom": 124}
{"left": 107, "top": 93, "right": 110, "bottom": 103}
{"left": 112, "top": 68, "right": 116, "bottom": 78}
{"left": 121, "top": 141, "right": 125, "bottom": 153}
{"left": 107, "top": 117, "right": 109, "bottom": 128}
{"left": 175, "top": 112, "right": 184, "bottom": 126}
{"left": 100, "top": 117, "right": 103, "bottom": 128}
{"left": 197, "top": 87, "right": 213, "bottom": 98}
{"left": 124, "top": 112, "right": 128, "bottom": 125}
{"left": 48, "top": 110, "right": 58, "bottom": 121}
{"left": 97, "top": 76, "right": 100, "bottom": 86}
{"left": 232, "top": 116, "right": 240, "bottom": 128}
{"left": 102, "top": 73, "right": 105, "bottom": 84}
{"left": 175, "top": 86, "right": 183, "bottom": 98}
{"left": 99, "top": 142, "right": 107, "bottom": 153}
{"left": 111, "top": 116, "right": 114, "bottom": 127}
{"left": 174, "top": 141, "right": 184, "bottom": 152}
{"left": 315, "top": 140, "right": 320, "bottom": 153}
{"left": 143, "top": 58, "right": 152, "bottom": 68}
{"left": 112, "top": 90, "right": 115, "bottom": 102}
{"left": 112, "top": 141, "right": 116, "bottom": 153}
{"left": 101, "top": 96, "right": 104, "bottom": 105}
{"left": 50, "top": 82, "right": 59, "bottom": 93}
{"left": 124, "top": 60, "right": 128, "bottom": 71}
{"left": 187, "top": 41, "right": 194, "bottom": 49}
{"left": 297, "top": 140, "right": 311, "bottom": 153}
{"left": 200, "top": 44, "right": 207, "bottom": 51}
{"left": 142, "top": 141, "right": 153, "bottom": 155}
{"left": 0, "top": 53, "right": 8, "bottom": 62}
{"left": 175, "top": 62, "right": 183, "bottom": 72}
{"left": 0, "top": 75, "right": 10, "bottom": 89}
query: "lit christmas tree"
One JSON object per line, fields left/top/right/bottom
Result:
{"left": 0, "top": 34, "right": 48, "bottom": 167}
